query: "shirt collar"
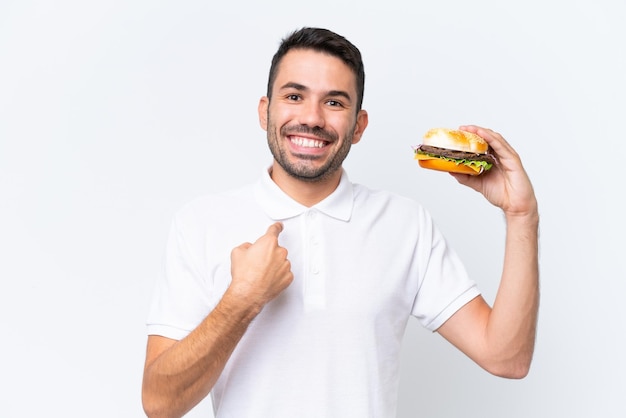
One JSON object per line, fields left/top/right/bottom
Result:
{"left": 255, "top": 167, "right": 354, "bottom": 222}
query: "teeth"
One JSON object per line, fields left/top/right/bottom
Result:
{"left": 290, "top": 136, "right": 325, "bottom": 148}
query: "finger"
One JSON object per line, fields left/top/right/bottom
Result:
{"left": 458, "top": 125, "right": 497, "bottom": 145}
{"left": 449, "top": 172, "right": 481, "bottom": 192}
{"left": 459, "top": 125, "right": 516, "bottom": 162}
{"left": 265, "top": 222, "right": 284, "bottom": 238}
{"left": 234, "top": 242, "right": 252, "bottom": 251}
{"left": 458, "top": 125, "right": 498, "bottom": 143}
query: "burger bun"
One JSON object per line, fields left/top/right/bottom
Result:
{"left": 423, "top": 128, "right": 489, "bottom": 154}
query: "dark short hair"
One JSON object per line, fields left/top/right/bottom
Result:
{"left": 266, "top": 27, "right": 365, "bottom": 111}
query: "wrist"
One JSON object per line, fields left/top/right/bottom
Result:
{"left": 504, "top": 209, "right": 540, "bottom": 245}
{"left": 505, "top": 209, "right": 539, "bottom": 227}
{"left": 218, "top": 287, "right": 264, "bottom": 325}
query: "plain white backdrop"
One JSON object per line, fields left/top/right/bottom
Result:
{"left": 1, "top": 1, "right": 624, "bottom": 417}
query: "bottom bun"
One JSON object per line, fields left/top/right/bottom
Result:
{"left": 418, "top": 158, "right": 483, "bottom": 176}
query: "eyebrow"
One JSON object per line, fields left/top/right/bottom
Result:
{"left": 279, "top": 82, "right": 353, "bottom": 103}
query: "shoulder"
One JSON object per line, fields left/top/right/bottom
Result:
{"left": 176, "top": 184, "right": 255, "bottom": 218}
{"left": 349, "top": 182, "right": 438, "bottom": 240}
{"left": 170, "top": 183, "right": 258, "bottom": 234}
{"left": 352, "top": 182, "right": 430, "bottom": 219}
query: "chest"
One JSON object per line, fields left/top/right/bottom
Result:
{"left": 203, "top": 207, "right": 422, "bottom": 325}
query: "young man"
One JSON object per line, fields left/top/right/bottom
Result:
{"left": 142, "top": 27, "right": 539, "bottom": 418}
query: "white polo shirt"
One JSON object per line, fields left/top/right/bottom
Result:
{"left": 147, "top": 168, "right": 480, "bottom": 418}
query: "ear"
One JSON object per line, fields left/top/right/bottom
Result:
{"left": 258, "top": 97, "right": 269, "bottom": 131}
{"left": 351, "top": 109, "right": 369, "bottom": 145}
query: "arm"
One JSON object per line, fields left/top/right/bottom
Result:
{"left": 437, "top": 125, "right": 539, "bottom": 379}
{"left": 142, "top": 222, "right": 293, "bottom": 418}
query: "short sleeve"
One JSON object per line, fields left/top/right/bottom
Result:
{"left": 146, "top": 212, "right": 214, "bottom": 340}
{"left": 410, "top": 208, "right": 481, "bottom": 331}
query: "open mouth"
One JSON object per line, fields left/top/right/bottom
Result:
{"left": 289, "top": 135, "right": 328, "bottom": 149}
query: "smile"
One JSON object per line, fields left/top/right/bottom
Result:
{"left": 289, "top": 136, "right": 327, "bottom": 148}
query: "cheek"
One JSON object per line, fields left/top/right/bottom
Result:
{"left": 268, "top": 107, "right": 293, "bottom": 130}
{"left": 332, "top": 116, "right": 357, "bottom": 138}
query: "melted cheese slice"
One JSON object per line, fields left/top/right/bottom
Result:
{"left": 414, "top": 152, "right": 482, "bottom": 173}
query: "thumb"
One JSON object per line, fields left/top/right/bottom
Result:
{"left": 251, "top": 222, "right": 284, "bottom": 246}
{"left": 450, "top": 172, "right": 481, "bottom": 192}
{"left": 265, "top": 222, "right": 284, "bottom": 238}
{"left": 234, "top": 242, "right": 252, "bottom": 251}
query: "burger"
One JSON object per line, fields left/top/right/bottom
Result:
{"left": 414, "top": 128, "right": 496, "bottom": 175}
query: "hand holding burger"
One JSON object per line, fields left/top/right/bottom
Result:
{"left": 414, "top": 128, "right": 497, "bottom": 175}
{"left": 416, "top": 125, "right": 537, "bottom": 220}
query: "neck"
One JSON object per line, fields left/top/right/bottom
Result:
{"left": 269, "top": 162, "right": 342, "bottom": 207}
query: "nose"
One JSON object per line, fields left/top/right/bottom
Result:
{"left": 297, "top": 101, "right": 325, "bottom": 129}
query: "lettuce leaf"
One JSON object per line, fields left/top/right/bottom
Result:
{"left": 416, "top": 151, "right": 493, "bottom": 171}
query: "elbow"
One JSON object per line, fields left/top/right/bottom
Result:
{"left": 483, "top": 353, "right": 533, "bottom": 379}
{"left": 490, "top": 362, "right": 531, "bottom": 379}
{"left": 142, "top": 395, "right": 162, "bottom": 418}
{"left": 479, "top": 333, "right": 537, "bottom": 379}
{"left": 142, "top": 386, "right": 175, "bottom": 418}
{"left": 142, "top": 400, "right": 173, "bottom": 418}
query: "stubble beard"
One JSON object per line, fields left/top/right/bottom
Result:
{"left": 266, "top": 114, "right": 355, "bottom": 183}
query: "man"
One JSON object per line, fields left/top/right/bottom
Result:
{"left": 142, "top": 27, "right": 539, "bottom": 418}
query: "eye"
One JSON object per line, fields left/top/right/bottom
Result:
{"left": 326, "top": 99, "right": 344, "bottom": 107}
{"left": 286, "top": 94, "right": 301, "bottom": 101}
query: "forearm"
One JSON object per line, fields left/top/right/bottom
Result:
{"left": 485, "top": 211, "right": 540, "bottom": 377}
{"left": 143, "top": 222, "right": 292, "bottom": 417}
{"left": 142, "top": 291, "right": 261, "bottom": 418}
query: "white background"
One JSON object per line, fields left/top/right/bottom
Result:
{"left": 1, "top": 1, "right": 625, "bottom": 417}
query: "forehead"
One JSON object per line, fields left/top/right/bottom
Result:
{"left": 273, "top": 49, "right": 357, "bottom": 94}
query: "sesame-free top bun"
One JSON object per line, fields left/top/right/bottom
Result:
{"left": 423, "top": 128, "right": 489, "bottom": 154}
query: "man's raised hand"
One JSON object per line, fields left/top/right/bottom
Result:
{"left": 228, "top": 222, "right": 294, "bottom": 310}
